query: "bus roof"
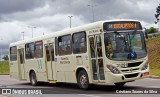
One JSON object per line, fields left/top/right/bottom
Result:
{"left": 9, "top": 19, "right": 140, "bottom": 47}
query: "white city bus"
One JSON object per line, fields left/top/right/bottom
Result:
{"left": 9, "top": 19, "right": 149, "bottom": 89}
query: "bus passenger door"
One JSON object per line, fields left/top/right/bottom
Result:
{"left": 18, "top": 48, "right": 26, "bottom": 80}
{"left": 45, "top": 44, "right": 56, "bottom": 80}
{"left": 89, "top": 35, "right": 105, "bottom": 82}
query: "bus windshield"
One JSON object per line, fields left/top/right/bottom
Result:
{"left": 104, "top": 31, "right": 147, "bottom": 61}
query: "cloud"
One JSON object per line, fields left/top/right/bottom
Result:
{"left": 0, "top": 0, "right": 46, "bottom": 15}
{"left": 0, "top": 0, "right": 159, "bottom": 60}
{"left": 1, "top": 0, "right": 159, "bottom": 23}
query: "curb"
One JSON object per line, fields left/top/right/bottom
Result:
{"left": 0, "top": 74, "right": 9, "bottom": 75}
{"left": 148, "top": 75, "right": 160, "bottom": 79}
{"left": 0, "top": 95, "right": 12, "bottom": 97}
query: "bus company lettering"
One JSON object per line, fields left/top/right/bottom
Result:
{"left": 89, "top": 29, "right": 99, "bottom": 35}
{"left": 60, "top": 57, "right": 70, "bottom": 64}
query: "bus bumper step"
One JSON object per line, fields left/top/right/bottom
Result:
{"left": 49, "top": 80, "right": 57, "bottom": 84}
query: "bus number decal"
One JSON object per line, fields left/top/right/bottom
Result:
{"left": 37, "top": 60, "right": 42, "bottom": 69}
{"left": 54, "top": 58, "right": 57, "bottom": 62}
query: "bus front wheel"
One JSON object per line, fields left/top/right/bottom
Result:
{"left": 30, "top": 71, "right": 38, "bottom": 86}
{"left": 115, "top": 82, "right": 126, "bottom": 87}
{"left": 77, "top": 70, "right": 89, "bottom": 89}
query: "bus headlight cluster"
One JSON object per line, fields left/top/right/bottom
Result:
{"left": 107, "top": 65, "right": 120, "bottom": 74}
{"left": 142, "top": 62, "right": 149, "bottom": 70}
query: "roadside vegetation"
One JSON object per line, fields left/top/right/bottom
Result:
{"left": 146, "top": 36, "right": 160, "bottom": 76}
{"left": 0, "top": 61, "right": 9, "bottom": 74}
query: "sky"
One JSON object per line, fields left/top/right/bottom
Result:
{"left": 0, "top": 0, "right": 159, "bottom": 59}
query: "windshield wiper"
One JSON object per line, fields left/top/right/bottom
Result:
{"left": 130, "top": 30, "right": 137, "bottom": 40}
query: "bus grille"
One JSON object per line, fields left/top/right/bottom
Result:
{"left": 121, "top": 68, "right": 139, "bottom": 72}
{"left": 126, "top": 62, "right": 143, "bottom": 68}
{"left": 124, "top": 73, "right": 139, "bottom": 78}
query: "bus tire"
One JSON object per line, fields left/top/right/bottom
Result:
{"left": 77, "top": 70, "right": 89, "bottom": 89}
{"left": 115, "top": 82, "right": 126, "bottom": 87}
{"left": 30, "top": 71, "right": 38, "bottom": 86}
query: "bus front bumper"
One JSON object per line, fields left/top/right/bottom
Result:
{"left": 105, "top": 69, "right": 149, "bottom": 84}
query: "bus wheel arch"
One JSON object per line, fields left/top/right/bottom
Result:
{"left": 29, "top": 70, "right": 38, "bottom": 86}
{"left": 76, "top": 68, "right": 90, "bottom": 89}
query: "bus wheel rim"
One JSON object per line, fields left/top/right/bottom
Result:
{"left": 80, "top": 75, "right": 87, "bottom": 87}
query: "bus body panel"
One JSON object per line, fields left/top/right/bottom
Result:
{"left": 56, "top": 53, "right": 89, "bottom": 83}
{"left": 25, "top": 58, "right": 48, "bottom": 82}
{"left": 17, "top": 45, "right": 26, "bottom": 80}
{"left": 10, "top": 61, "right": 19, "bottom": 80}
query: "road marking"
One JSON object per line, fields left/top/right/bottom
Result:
{"left": 78, "top": 94, "right": 102, "bottom": 97}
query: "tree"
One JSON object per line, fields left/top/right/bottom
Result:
{"left": 149, "top": 27, "right": 157, "bottom": 33}
{"left": 155, "top": 4, "right": 160, "bottom": 24}
{"left": 146, "top": 27, "right": 157, "bottom": 34}
{"left": 2, "top": 55, "right": 9, "bottom": 61}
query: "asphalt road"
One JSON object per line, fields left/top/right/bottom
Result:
{"left": 0, "top": 75, "right": 160, "bottom": 97}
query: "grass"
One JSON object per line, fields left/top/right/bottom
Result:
{"left": 0, "top": 61, "right": 9, "bottom": 74}
{"left": 146, "top": 36, "right": 160, "bottom": 76}
{"left": 150, "top": 69, "right": 160, "bottom": 76}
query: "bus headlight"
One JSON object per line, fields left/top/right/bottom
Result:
{"left": 107, "top": 65, "right": 120, "bottom": 74}
{"left": 142, "top": 62, "right": 149, "bottom": 70}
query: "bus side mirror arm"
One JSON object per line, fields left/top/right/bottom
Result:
{"left": 143, "top": 28, "right": 148, "bottom": 39}
{"left": 144, "top": 31, "right": 148, "bottom": 39}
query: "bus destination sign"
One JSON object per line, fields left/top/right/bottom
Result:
{"left": 103, "top": 21, "right": 142, "bottom": 31}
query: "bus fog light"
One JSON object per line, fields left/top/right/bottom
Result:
{"left": 142, "top": 62, "right": 149, "bottom": 70}
{"left": 143, "top": 72, "right": 149, "bottom": 76}
{"left": 107, "top": 65, "right": 120, "bottom": 74}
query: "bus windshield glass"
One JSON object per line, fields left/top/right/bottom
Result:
{"left": 104, "top": 31, "right": 147, "bottom": 61}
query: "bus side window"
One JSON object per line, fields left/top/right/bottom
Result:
{"left": 89, "top": 37, "right": 95, "bottom": 58}
{"left": 58, "top": 35, "right": 72, "bottom": 55}
{"left": 96, "top": 36, "right": 102, "bottom": 57}
{"left": 45, "top": 46, "right": 50, "bottom": 61}
{"left": 104, "top": 34, "right": 114, "bottom": 59}
{"left": 50, "top": 44, "right": 54, "bottom": 61}
{"left": 55, "top": 37, "right": 58, "bottom": 56}
{"left": 25, "top": 42, "right": 35, "bottom": 59}
{"left": 10, "top": 46, "right": 17, "bottom": 61}
{"left": 72, "top": 31, "right": 87, "bottom": 54}
{"left": 35, "top": 41, "right": 43, "bottom": 58}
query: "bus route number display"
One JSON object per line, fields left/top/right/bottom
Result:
{"left": 103, "top": 21, "right": 142, "bottom": 31}
{"left": 113, "top": 23, "right": 136, "bottom": 29}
